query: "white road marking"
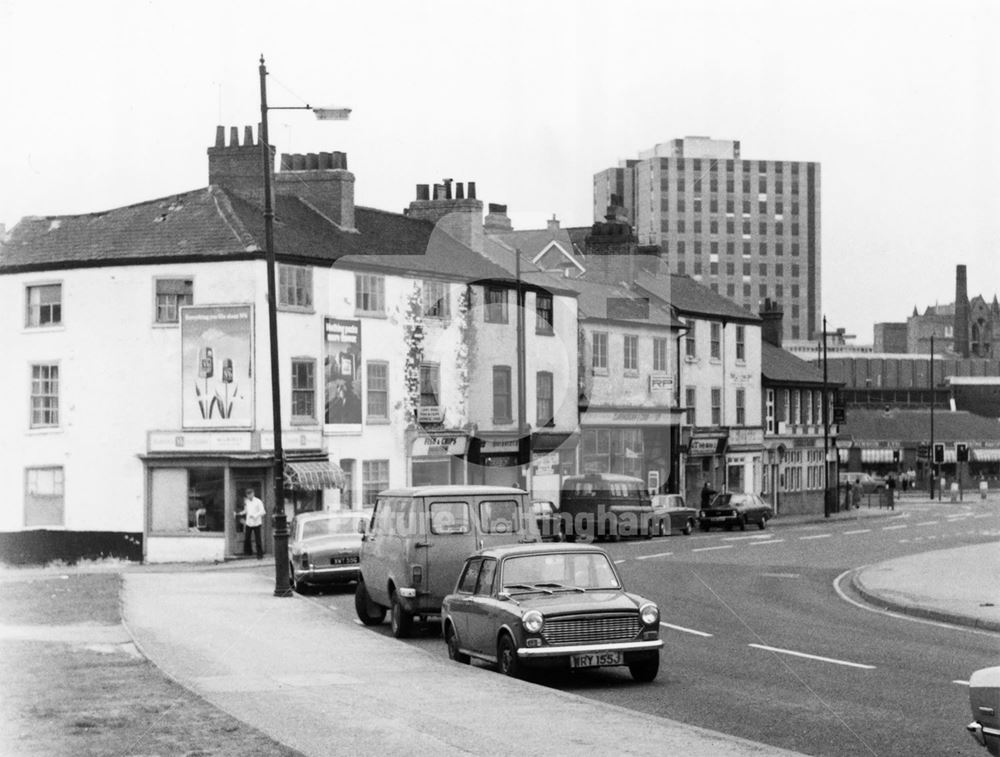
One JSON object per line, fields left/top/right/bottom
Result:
{"left": 882, "top": 525, "right": 907, "bottom": 531}
{"left": 660, "top": 622, "right": 713, "bottom": 638}
{"left": 692, "top": 545, "right": 733, "bottom": 553}
{"left": 761, "top": 572, "right": 799, "bottom": 578}
{"left": 721, "top": 534, "right": 774, "bottom": 542}
{"left": 748, "top": 643, "right": 875, "bottom": 670}
{"left": 954, "top": 680, "right": 970, "bottom": 686}
{"left": 843, "top": 529, "right": 870, "bottom": 535}
{"left": 916, "top": 521, "right": 938, "bottom": 526}
{"left": 973, "top": 514, "right": 993, "bottom": 519}
{"left": 636, "top": 551, "right": 674, "bottom": 560}
{"left": 750, "top": 539, "right": 784, "bottom": 545}
{"left": 799, "top": 534, "right": 831, "bottom": 540}
{"left": 614, "top": 559, "right": 626, "bottom": 565}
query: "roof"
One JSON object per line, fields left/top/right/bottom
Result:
{"left": 761, "top": 341, "right": 834, "bottom": 386}
{"left": 377, "top": 485, "right": 527, "bottom": 497}
{"left": 634, "top": 271, "right": 761, "bottom": 323}
{"left": 840, "top": 408, "right": 1000, "bottom": 443}
{"left": 552, "top": 275, "right": 680, "bottom": 327}
{"left": 477, "top": 542, "right": 605, "bottom": 559}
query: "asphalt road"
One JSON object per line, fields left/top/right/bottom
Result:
{"left": 312, "top": 499, "right": 1000, "bottom": 757}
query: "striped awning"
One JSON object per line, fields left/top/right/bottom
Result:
{"left": 861, "top": 449, "right": 896, "bottom": 464}
{"left": 973, "top": 448, "right": 1000, "bottom": 462}
{"left": 837, "top": 448, "right": 849, "bottom": 464}
{"left": 284, "top": 460, "right": 345, "bottom": 491}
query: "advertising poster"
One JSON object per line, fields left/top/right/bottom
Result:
{"left": 181, "top": 305, "right": 253, "bottom": 429}
{"left": 325, "top": 318, "right": 362, "bottom": 424}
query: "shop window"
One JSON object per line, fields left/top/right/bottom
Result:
{"left": 278, "top": 264, "right": 313, "bottom": 310}
{"left": 362, "top": 460, "right": 389, "bottom": 507}
{"left": 25, "top": 466, "right": 64, "bottom": 527}
{"left": 30, "top": 363, "right": 60, "bottom": 428}
{"left": 26, "top": 283, "right": 62, "bottom": 327}
{"left": 150, "top": 467, "right": 225, "bottom": 534}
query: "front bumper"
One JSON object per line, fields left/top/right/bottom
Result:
{"left": 517, "top": 639, "right": 663, "bottom": 659}
{"left": 293, "top": 564, "right": 360, "bottom": 584}
{"left": 967, "top": 721, "right": 1000, "bottom": 754}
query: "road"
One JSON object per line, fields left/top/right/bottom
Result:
{"left": 312, "top": 499, "right": 1000, "bottom": 757}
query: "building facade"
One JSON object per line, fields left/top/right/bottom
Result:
{"left": 594, "top": 136, "right": 821, "bottom": 342}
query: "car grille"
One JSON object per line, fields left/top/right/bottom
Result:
{"left": 541, "top": 613, "right": 642, "bottom": 645}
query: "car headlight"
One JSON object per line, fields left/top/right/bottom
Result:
{"left": 522, "top": 610, "right": 544, "bottom": 634}
{"left": 640, "top": 603, "right": 659, "bottom": 626}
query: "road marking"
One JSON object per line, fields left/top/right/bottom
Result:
{"left": 748, "top": 643, "right": 875, "bottom": 670}
{"left": 761, "top": 572, "right": 799, "bottom": 578}
{"left": 692, "top": 545, "right": 733, "bottom": 553}
{"left": 799, "top": 534, "right": 831, "bottom": 540}
{"left": 954, "top": 680, "right": 970, "bottom": 686}
{"left": 843, "top": 529, "right": 870, "bottom": 535}
{"left": 721, "top": 534, "right": 774, "bottom": 541}
{"left": 882, "top": 525, "right": 907, "bottom": 531}
{"left": 973, "top": 514, "right": 993, "bottom": 519}
{"left": 636, "top": 551, "right": 673, "bottom": 560}
{"left": 916, "top": 521, "right": 938, "bottom": 526}
{"left": 660, "top": 622, "right": 713, "bottom": 638}
{"left": 750, "top": 539, "right": 784, "bottom": 545}
{"left": 614, "top": 559, "right": 626, "bottom": 565}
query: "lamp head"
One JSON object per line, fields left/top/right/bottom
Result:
{"left": 312, "top": 107, "right": 351, "bottom": 121}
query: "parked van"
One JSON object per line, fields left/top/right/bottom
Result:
{"left": 559, "top": 473, "right": 654, "bottom": 541}
{"left": 354, "top": 485, "right": 538, "bottom": 637}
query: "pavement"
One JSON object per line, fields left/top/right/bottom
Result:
{"left": 11, "top": 493, "right": 1000, "bottom": 756}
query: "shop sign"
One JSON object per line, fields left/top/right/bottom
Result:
{"left": 689, "top": 438, "right": 721, "bottom": 456}
{"left": 148, "top": 431, "right": 253, "bottom": 453}
{"left": 479, "top": 438, "right": 520, "bottom": 454}
{"left": 648, "top": 373, "right": 674, "bottom": 393}
{"left": 417, "top": 406, "right": 444, "bottom": 424}
{"left": 411, "top": 434, "right": 468, "bottom": 457}
{"left": 260, "top": 430, "right": 323, "bottom": 451}
{"left": 729, "top": 428, "right": 764, "bottom": 448}
{"left": 532, "top": 452, "right": 558, "bottom": 475}
{"left": 728, "top": 370, "right": 755, "bottom": 387}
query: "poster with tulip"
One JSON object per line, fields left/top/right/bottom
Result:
{"left": 181, "top": 304, "right": 254, "bottom": 429}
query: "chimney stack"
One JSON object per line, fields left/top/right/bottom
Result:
{"left": 407, "top": 178, "right": 485, "bottom": 252}
{"left": 207, "top": 124, "right": 274, "bottom": 206}
{"left": 547, "top": 214, "right": 560, "bottom": 232}
{"left": 484, "top": 202, "right": 513, "bottom": 233}
{"left": 759, "top": 298, "right": 784, "bottom": 348}
{"left": 954, "top": 264, "right": 970, "bottom": 358}
{"left": 275, "top": 149, "right": 355, "bottom": 230}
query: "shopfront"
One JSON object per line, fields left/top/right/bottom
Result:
{"left": 725, "top": 427, "right": 764, "bottom": 496}
{"left": 408, "top": 431, "right": 469, "bottom": 486}
{"left": 683, "top": 428, "right": 728, "bottom": 505}
{"left": 467, "top": 433, "right": 527, "bottom": 487}
{"left": 580, "top": 409, "right": 682, "bottom": 496}
{"left": 528, "top": 431, "right": 579, "bottom": 505}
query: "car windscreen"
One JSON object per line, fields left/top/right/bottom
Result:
{"left": 501, "top": 552, "right": 620, "bottom": 591}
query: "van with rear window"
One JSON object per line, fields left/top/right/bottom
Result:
{"left": 354, "top": 485, "right": 538, "bottom": 638}
{"left": 559, "top": 472, "right": 654, "bottom": 541}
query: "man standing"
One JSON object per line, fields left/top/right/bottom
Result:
{"left": 236, "top": 488, "right": 266, "bottom": 559}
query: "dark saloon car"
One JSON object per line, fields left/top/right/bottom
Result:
{"left": 532, "top": 500, "right": 564, "bottom": 541}
{"left": 440, "top": 543, "right": 662, "bottom": 682}
{"left": 288, "top": 510, "right": 369, "bottom": 592}
{"left": 699, "top": 492, "right": 773, "bottom": 531}
{"left": 650, "top": 494, "right": 698, "bottom": 536}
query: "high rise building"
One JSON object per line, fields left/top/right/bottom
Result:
{"left": 594, "top": 136, "right": 821, "bottom": 341}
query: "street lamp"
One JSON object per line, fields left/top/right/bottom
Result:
{"left": 929, "top": 334, "right": 936, "bottom": 499}
{"left": 259, "top": 55, "right": 349, "bottom": 597}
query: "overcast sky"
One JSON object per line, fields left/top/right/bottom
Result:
{"left": 2, "top": 0, "right": 997, "bottom": 342}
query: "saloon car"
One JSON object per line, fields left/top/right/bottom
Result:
{"left": 650, "top": 494, "right": 698, "bottom": 536}
{"left": 699, "top": 492, "right": 773, "bottom": 531}
{"left": 288, "top": 510, "right": 369, "bottom": 592}
{"left": 968, "top": 665, "right": 1000, "bottom": 755}
{"left": 440, "top": 543, "right": 662, "bottom": 682}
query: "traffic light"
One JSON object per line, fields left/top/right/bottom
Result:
{"left": 956, "top": 443, "right": 969, "bottom": 463}
{"left": 933, "top": 443, "right": 945, "bottom": 464}
{"left": 892, "top": 449, "right": 900, "bottom": 463}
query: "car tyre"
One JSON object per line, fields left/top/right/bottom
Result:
{"left": 758, "top": 515, "right": 767, "bottom": 530}
{"left": 739, "top": 515, "right": 747, "bottom": 531}
{"left": 288, "top": 563, "right": 302, "bottom": 594}
{"left": 629, "top": 654, "right": 660, "bottom": 682}
{"left": 445, "top": 623, "right": 470, "bottom": 664}
{"left": 682, "top": 518, "right": 694, "bottom": 536}
{"left": 390, "top": 589, "right": 413, "bottom": 639}
{"left": 497, "top": 633, "right": 523, "bottom": 678}
{"left": 354, "top": 579, "right": 386, "bottom": 626}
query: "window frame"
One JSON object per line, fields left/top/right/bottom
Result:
{"left": 484, "top": 286, "right": 509, "bottom": 324}
{"left": 623, "top": 334, "right": 639, "bottom": 372}
{"left": 361, "top": 460, "right": 390, "bottom": 507}
{"left": 536, "top": 371, "right": 554, "bottom": 428}
{"left": 25, "top": 282, "right": 62, "bottom": 328}
{"left": 711, "top": 387, "right": 722, "bottom": 426}
{"left": 492, "top": 365, "right": 513, "bottom": 424}
{"left": 592, "top": 331, "right": 608, "bottom": 372}
{"left": 419, "top": 362, "right": 441, "bottom": 409}
{"left": 535, "top": 292, "right": 554, "bottom": 334}
{"left": 153, "top": 277, "right": 193, "bottom": 325}
{"left": 365, "top": 361, "right": 389, "bottom": 422}
{"left": 355, "top": 273, "right": 385, "bottom": 315}
{"left": 653, "top": 337, "right": 668, "bottom": 372}
{"left": 290, "top": 357, "right": 317, "bottom": 423}
{"left": 735, "top": 325, "right": 746, "bottom": 362}
{"left": 710, "top": 322, "right": 722, "bottom": 360}
{"left": 30, "top": 363, "right": 60, "bottom": 429}
{"left": 278, "top": 264, "right": 314, "bottom": 311}
{"left": 422, "top": 279, "right": 451, "bottom": 319}
{"left": 24, "top": 466, "right": 65, "bottom": 528}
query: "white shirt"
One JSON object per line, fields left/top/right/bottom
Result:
{"left": 242, "top": 496, "right": 266, "bottom": 527}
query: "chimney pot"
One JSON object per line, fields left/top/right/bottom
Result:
{"left": 244, "top": 126, "right": 254, "bottom": 147}
{"left": 318, "top": 152, "right": 332, "bottom": 169}
{"left": 229, "top": 126, "right": 239, "bottom": 147}
{"left": 456, "top": 182, "right": 465, "bottom": 200}
{"left": 333, "top": 151, "right": 347, "bottom": 170}
{"left": 291, "top": 154, "right": 306, "bottom": 170}
{"left": 416, "top": 184, "right": 430, "bottom": 201}
{"left": 215, "top": 125, "right": 225, "bottom": 148}
{"left": 468, "top": 181, "right": 476, "bottom": 199}
{"left": 434, "top": 183, "right": 446, "bottom": 200}
{"left": 306, "top": 153, "right": 319, "bottom": 170}
{"left": 443, "top": 179, "right": 453, "bottom": 200}
{"left": 280, "top": 154, "right": 292, "bottom": 170}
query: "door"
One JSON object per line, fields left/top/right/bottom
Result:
{"left": 425, "top": 498, "right": 477, "bottom": 605}
{"left": 465, "top": 557, "right": 500, "bottom": 655}
{"left": 476, "top": 494, "right": 533, "bottom": 549}
{"left": 231, "top": 475, "right": 265, "bottom": 557}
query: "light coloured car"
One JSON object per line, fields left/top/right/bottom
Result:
{"left": 968, "top": 665, "right": 1000, "bottom": 755}
{"left": 650, "top": 494, "right": 698, "bottom": 536}
{"left": 288, "top": 510, "right": 369, "bottom": 593}
{"left": 441, "top": 542, "right": 662, "bottom": 681}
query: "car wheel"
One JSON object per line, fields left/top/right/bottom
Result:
{"left": 497, "top": 633, "right": 522, "bottom": 678}
{"left": 758, "top": 515, "right": 767, "bottom": 530}
{"left": 390, "top": 589, "right": 413, "bottom": 639}
{"left": 683, "top": 518, "right": 693, "bottom": 536}
{"left": 739, "top": 515, "right": 747, "bottom": 531}
{"left": 288, "top": 563, "right": 298, "bottom": 593}
{"left": 629, "top": 654, "right": 660, "bottom": 682}
{"left": 445, "top": 623, "right": 470, "bottom": 664}
{"left": 354, "top": 579, "right": 386, "bottom": 626}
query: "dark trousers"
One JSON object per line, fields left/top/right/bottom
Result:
{"left": 244, "top": 525, "right": 263, "bottom": 557}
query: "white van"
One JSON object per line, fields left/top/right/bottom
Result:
{"left": 354, "top": 485, "right": 538, "bottom": 637}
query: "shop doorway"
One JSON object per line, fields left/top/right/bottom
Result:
{"left": 231, "top": 475, "right": 266, "bottom": 557}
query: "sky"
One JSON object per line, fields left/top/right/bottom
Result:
{"left": 2, "top": 0, "right": 998, "bottom": 342}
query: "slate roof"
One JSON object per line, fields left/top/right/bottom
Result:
{"left": 0, "top": 185, "right": 515, "bottom": 284}
{"left": 528, "top": 272, "right": 679, "bottom": 327}
{"left": 634, "top": 271, "right": 761, "bottom": 323}
{"left": 761, "top": 341, "right": 833, "bottom": 386}
{"left": 841, "top": 408, "right": 1000, "bottom": 443}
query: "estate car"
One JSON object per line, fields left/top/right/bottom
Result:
{"left": 699, "top": 492, "right": 773, "bottom": 531}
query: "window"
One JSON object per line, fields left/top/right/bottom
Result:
{"left": 736, "top": 325, "right": 746, "bottom": 362}
{"left": 366, "top": 362, "right": 388, "bottom": 421}
{"left": 711, "top": 387, "right": 722, "bottom": 425}
{"left": 685, "top": 327, "right": 696, "bottom": 359}
{"left": 25, "top": 466, "right": 64, "bottom": 527}
{"left": 340, "top": 459, "right": 355, "bottom": 508}
{"left": 291, "top": 359, "right": 316, "bottom": 421}
{"left": 685, "top": 386, "right": 697, "bottom": 423}
{"left": 422, "top": 280, "right": 450, "bottom": 318}
{"left": 536, "top": 371, "right": 554, "bottom": 427}
{"left": 493, "top": 366, "right": 512, "bottom": 422}
{"left": 765, "top": 389, "right": 775, "bottom": 433}
{"left": 26, "top": 284, "right": 61, "bottom": 327}
{"left": 419, "top": 363, "right": 440, "bottom": 408}
{"left": 476, "top": 559, "right": 497, "bottom": 595}
{"left": 30, "top": 364, "right": 59, "bottom": 428}
{"left": 653, "top": 337, "right": 668, "bottom": 371}
{"left": 484, "top": 286, "right": 508, "bottom": 323}
{"left": 362, "top": 460, "right": 389, "bottom": 506}
{"left": 278, "top": 264, "right": 313, "bottom": 309}
{"left": 592, "top": 332, "right": 608, "bottom": 370}
{"left": 623, "top": 334, "right": 638, "bottom": 371}
{"left": 804, "top": 389, "right": 813, "bottom": 425}
{"left": 355, "top": 273, "right": 384, "bottom": 314}
{"left": 710, "top": 322, "right": 721, "bottom": 359}
{"left": 677, "top": 219, "right": 686, "bottom": 233}
{"left": 791, "top": 390, "right": 800, "bottom": 424}
{"left": 457, "top": 559, "right": 482, "bottom": 593}
{"left": 154, "top": 278, "right": 192, "bottom": 323}
{"left": 535, "top": 293, "right": 554, "bottom": 333}
{"left": 783, "top": 389, "right": 791, "bottom": 423}
{"left": 736, "top": 388, "right": 746, "bottom": 425}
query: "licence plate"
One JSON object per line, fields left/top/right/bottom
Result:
{"left": 330, "top": 556, "right": 359, "bottom": 565}
{"left": 570, "top": 651, "right": 622, "bottom": 668}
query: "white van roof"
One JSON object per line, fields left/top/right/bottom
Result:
{"left": 377, "top": 485, "right": 527, "bottom": 498}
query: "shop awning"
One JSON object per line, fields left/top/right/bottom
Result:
{"left": 837, "top": 448, "right": 849, "bottom": 464}
{"left": 284, "top": 460, "right": 345, "bottom": 491}
{"left": 973, "top": 448, "right": 1000, "bottom": 462}
{"left": 532, "top": 431, "right": 580, "bottom": 453}
{"left": 861, "top": 448, "right": 896, "bottom": 463}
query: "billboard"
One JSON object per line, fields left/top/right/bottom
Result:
{"left": 325, "top": 318, "right": 362, "bottom": 424}
{"left": 181, "top": 305, "right": 254, "bottom": 429}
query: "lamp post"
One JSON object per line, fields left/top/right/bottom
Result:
{"left": 258, "top": 55, "right": 349, "bottom": 597}
{"left": 821, "top": 315, "right": 832, "bottom": 516}
{"left": 929, "top": 334, "right": 935, "bottom": 499}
